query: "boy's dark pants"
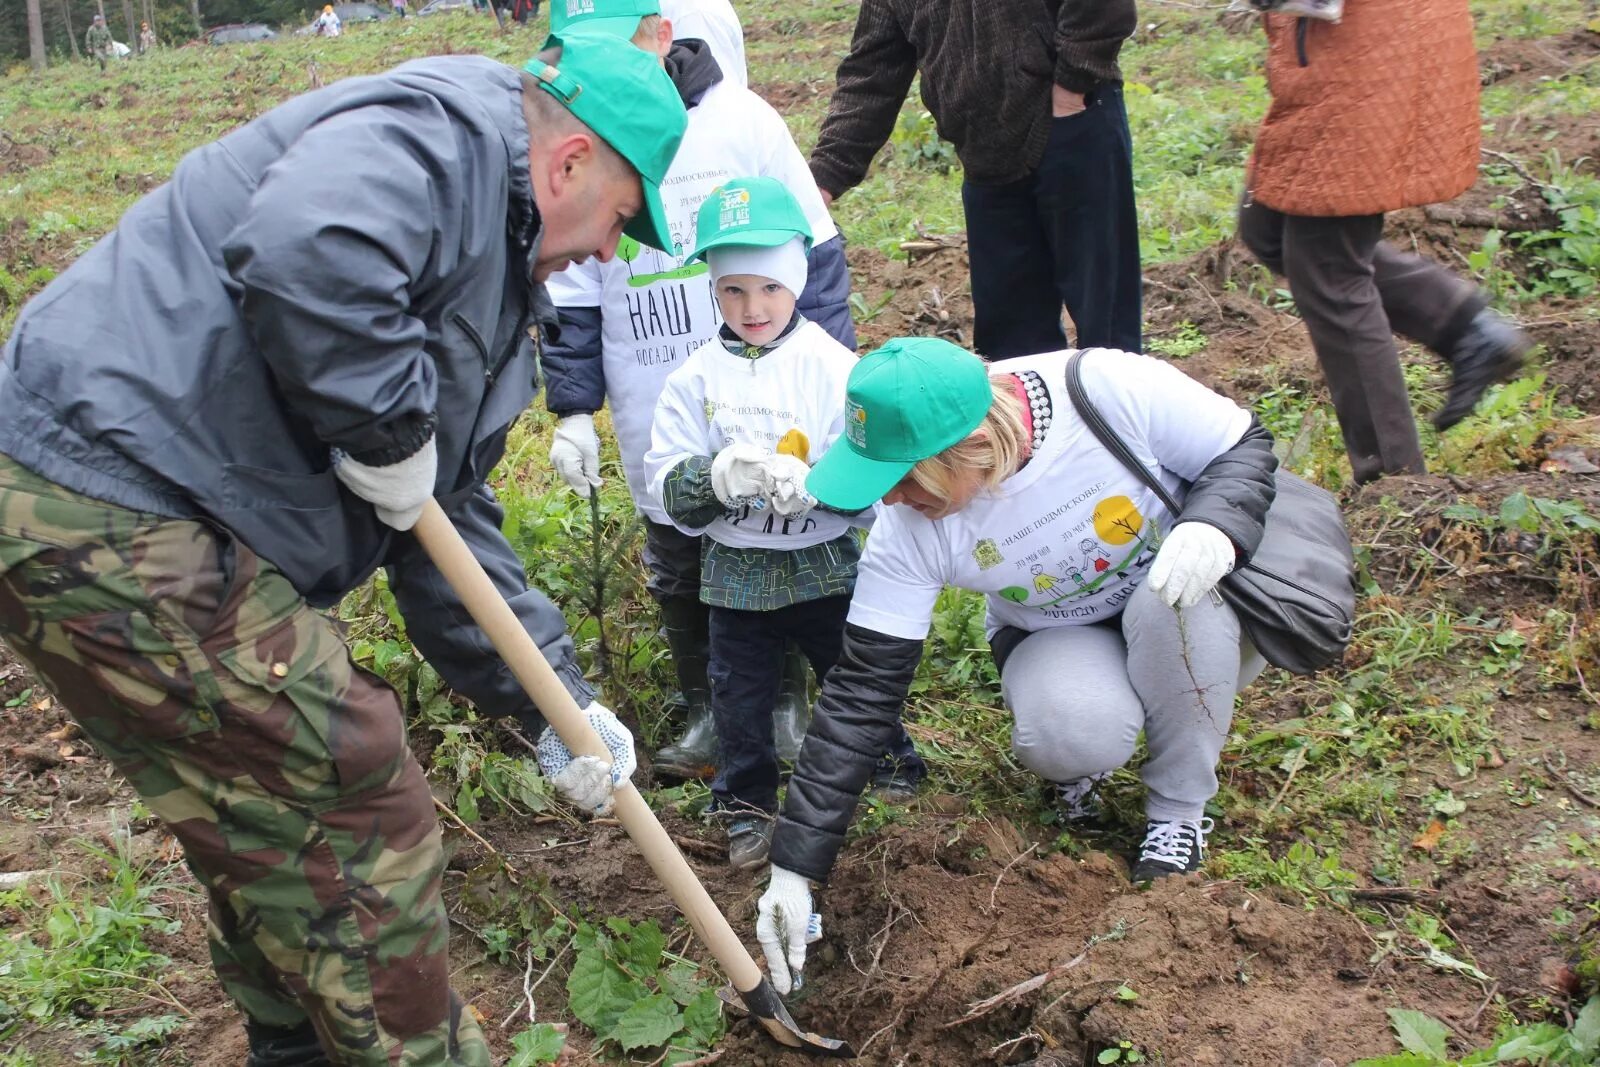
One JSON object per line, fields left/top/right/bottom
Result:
{"left": 961, "top": 83, "right": 1143, "bottom": 359}
{"left": 1237, "top": 197, "right": 1485, "bottom": 483}
{"left": 709, "top": 595, "right": 853, "bottom": 813}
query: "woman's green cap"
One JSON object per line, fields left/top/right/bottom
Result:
{"left": 806, "top": 337, "right": 993, "bottom": 512}
{"left": 524, "top": 30, "right": 687, "bottom": 253}
{"left": 686, "top": 176, "right": 814, "bottom": 263}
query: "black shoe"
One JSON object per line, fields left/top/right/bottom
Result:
{"left": 868, "top": 767, "right": 923, "bottom": 805}
{"left": 653, "top": 692, "right": 716, "bottom": 781}
{"left": 726, "top": 816, "right": 773, "bottom": 870}
{"left": 1433, "top": 309, "right": 1530, "bottom": 430}
{"left": 772, "top": 646, "right": 812, "bottom": 765}
{"left": 1051, "top": 774, "right": 1108, "bottom": 828}
{"left": 245, "top": 1020, "right": 330, "bottom": 1067}
{"left": 1130, "top": 817, "right": 1213, "bottom": 883}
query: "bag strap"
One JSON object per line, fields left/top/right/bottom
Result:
{"left": 1063, "top": 351, "right": 1184, "bottom": 516}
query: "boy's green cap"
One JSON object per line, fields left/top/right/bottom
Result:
{"left": 550, "top": 0, "right": 660, "bottom": 38}
{"left": 806, "top": 337, "right": 993, "bottom": 512}
{"left": 524, "top": 31, "right": 687, "bottom": 253}
{"left": 685, "top": 176, "right": 814, "bottom": 263}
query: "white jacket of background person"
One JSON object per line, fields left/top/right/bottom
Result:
{"left": 661, "top": 0, "right": 747, "bottom": 86}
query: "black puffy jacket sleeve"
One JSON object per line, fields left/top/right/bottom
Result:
{"left": 1176, "top": 416, "right": 1277, "bottom": 565}
{"left": 769, "top": 623, "right": 924, "bottom": 883}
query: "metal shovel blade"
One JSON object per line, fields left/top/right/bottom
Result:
{"left": 717, "top": 979, "right": 856, "bottom": 1058}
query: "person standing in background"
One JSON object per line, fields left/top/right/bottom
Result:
{"left": 809, "top": 2, "right": 1143, "bottom": 359}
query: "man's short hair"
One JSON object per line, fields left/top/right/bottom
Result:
{"left": 519, "top": 44, "right": 633, "bottom": 180}
{"left": 631, "top": 13, "right": 662, "bottom": 47}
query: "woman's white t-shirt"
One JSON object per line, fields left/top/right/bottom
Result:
{"left": 845, "top": 349, "right": 1254, "bottom": 641}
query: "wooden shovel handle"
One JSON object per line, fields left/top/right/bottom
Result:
{"left": 412, "top": 499, "right": 763, "bottom": 990}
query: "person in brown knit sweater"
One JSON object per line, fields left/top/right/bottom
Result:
{"left": 808, "top": 2, "right": 1142, "bottom": 360}
{"left": 1237, "top": 0, "right": 1529, "bottom": 483}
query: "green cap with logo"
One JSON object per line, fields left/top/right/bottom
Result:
{"left": 550, "top": 0, "right": 660, "bottom": 38}
{"left": 524, "top": 30, "right": 687, "bottom": 253}
{"left": 685, "top": 176, "right": 814, "bottom": 262}
{"left": 806, "top": 337, "right": 993, "bottom": 512}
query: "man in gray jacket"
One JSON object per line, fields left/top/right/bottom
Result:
{"left": 0, "top": 35, "right": 685, "bottom": 1067}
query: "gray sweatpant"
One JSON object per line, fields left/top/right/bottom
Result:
{"left": 999, "top": 578, "right": 1266, "bottom": 822}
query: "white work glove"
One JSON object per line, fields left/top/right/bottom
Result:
{"left": 763, "top": 454, "right": 817, "bottom": 520}
{"left": 1147, "top": 522, "right": 1236, "bottom": 610}
{"left": 710, "top": 443, "right": 772, "bottom": 508}
{"left": 533, "top": 701, "right": 637, "bottom": 816}
{"left": 549, "top": 413, "right": 602, "bottom": 498}
{"left": 332, "top": 436, "right": 438, "bottom": 531}
{"left": 756, "top": 865, "right": 822, "bottom": 995}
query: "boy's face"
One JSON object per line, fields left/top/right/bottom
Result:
{"left": 715, "top": 273, "right": 796, "bottom": 347}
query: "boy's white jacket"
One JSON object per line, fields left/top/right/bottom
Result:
{"left": 644, "top": 321, "right": 864, "bottom": 549}
{"left": 547, "top": 74, "right": 837, "bottom": 526}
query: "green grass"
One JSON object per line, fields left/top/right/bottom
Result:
{"left": 4, "top": 4, "right": 1600, "bottom": 1059}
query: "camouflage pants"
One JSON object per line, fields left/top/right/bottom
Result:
{"left": 0, "top": 456, "right": 489, "bottom": 1066}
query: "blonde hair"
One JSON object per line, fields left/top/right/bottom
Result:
{"left": 906, "top": 376, "right": 1029, "bottom": 502}
{"left": 631, "top": 14, "right": 664, "bottom": 46}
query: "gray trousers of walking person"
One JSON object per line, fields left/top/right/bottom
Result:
{"left": 994, "top": 578, "right": 1266, "bottom": 823}
{"left": 1237, "top": 197, "right": 1485, "bottom": 484}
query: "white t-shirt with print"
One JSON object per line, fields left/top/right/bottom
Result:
{"left": 547, "top": 76, "right": 837, "bottom": 525}
{"left": 644, "top": 321, "right": 863, "bottom": 550}
{"left": 846, "top": 349, "right": 1255, "bottom": 641}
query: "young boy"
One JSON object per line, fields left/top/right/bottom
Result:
{"left": 644, "top": 178, "right": 865, "bottom": 869}
{"left": 541, "top": 0, "right": 923, "bottom": 796}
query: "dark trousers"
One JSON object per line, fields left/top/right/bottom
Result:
{"left": 962, "top": 83, "right": 1142, "bottom": 359}
{"left": 1237, "top": 198, "right": 1484, "bottom": 483}
{"left": 642, "top": 519, "right": 702, "bottom": 602}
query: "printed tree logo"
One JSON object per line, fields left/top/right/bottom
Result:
{"left": 1092, "top": 496, "right": 1144, "bottom": 546}
{"left": 998, "top": 586, "right": 1030, "bottom": 604}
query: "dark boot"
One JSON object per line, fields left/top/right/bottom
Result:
{"left": 1433, "top": 308, "right": 1530, "bottom": 430}
{"left": 245, "top": 1019, "right": 331, "bottom": 1067}
{"left": 771, "top": 645, "right": 811, "bottom": 765}
{"left": 653, "top": 596, "right": 716, "bottom": 780}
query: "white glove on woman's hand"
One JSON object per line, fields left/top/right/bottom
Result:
{"left": 763, "top": 454, "right": 817, "bottom": 520}
{"left": 756, "top": 865, "right": 821, "bottom": 995}
{"left": 549, "top": 413, "right": 602, "bottom": 497}
{"left": 333, "top": 436, "right": 438, "bottom": 531}
{"left": 1148, "top": 522, "right": 1236, "bottom": 609}
{"left": 533, "top": 701, "right": 637, "bottom": 815}
{"left": 710, "top": 443, "right": 773, "bottom": 507}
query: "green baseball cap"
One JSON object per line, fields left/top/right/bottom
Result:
{"left": 524, "top": 31, "right": 686, "bottom": 253}
{"left": 807, "top": 337, "right": 993, "bottom": 512}
{"left": 550, "top": 0, "right": 660, "bottom": 38}
{"left": 685, "top": 176, "right": 814, "bottom": 263}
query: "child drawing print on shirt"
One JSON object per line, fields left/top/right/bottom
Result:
{"left": 1078, "top": 537, "right": 1111, "bottom": 577}
{"left": 994, "top": 495, "right": 1156, "bottom": 609}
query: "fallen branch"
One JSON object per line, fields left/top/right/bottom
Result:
{"left": 1543, "top": 758, "right": 1600, "bottom": 809}
{"left": 1351, "top": 886, "right": 1441, "bottom": 904}
{"left": 938, "top": 947, "right": 1092, "bottom": 1029}
{"left": 987, "top": 843, "right": 1039, "bottom": 912}
{"left": 1423, "top": 204, "right": 1542, "bottom": 232}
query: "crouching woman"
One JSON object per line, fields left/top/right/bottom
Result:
{"left": 756, "top": 337, "right": 1276, "bottom": 992}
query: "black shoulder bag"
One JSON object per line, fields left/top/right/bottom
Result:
{"left": 1065, "top": 352, "right": 1357, "bottom": 675}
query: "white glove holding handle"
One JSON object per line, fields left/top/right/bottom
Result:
{"left": 763, "top": 454, "right": 817, "bottom": 520}
{"left": 757, "top": 865, "right": 823, "bottom": 995}
{"left": 710, "top": 443, "right": 773, "bottom": 508}
{"left": 533, "top": 701, "right": 637, "bottom": 816}
{"left": 333, "top": 436, "right": 438, "bottom": 531}
{"left": 1147, "top": 522, "right": 1236, "bottom": 610}
{"left": 549, "top": 413, "right": 603, "bottom": 498}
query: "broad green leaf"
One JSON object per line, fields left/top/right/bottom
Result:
{"left": 566, "top": 950, "right": 646, "bottom": 1035}
{"left": 1097, "top": 1050, "right": 1121, "bottom": 1065}
{"left": 660, "top": 960, "right": 706, "bottom": 1006}
{"left": 1498, "top": 492, "right": 1536, "bottom": 533}
{"left": 454, "top": 783, "right": 480, "bottom": 824}
{"left": 608, "top": 992, "right": 682, "bottom": 1052}
{"left": 508, "top": 1024, "right": 566, "bottom": 1065}
{"left": 605, "top": 917, "right": 666, "bottom": 976}
{"left": 1420, "top": 945, "right": 1490, "bottom": 982}
{"left": 682, "top": 987, "right": 724, "bottom": 1047}
{"left": 1388, "top": 1008, "right": 1449, "bottom": 1060}
{"left": 1491, "top": 1024, "right": 1565, "bottom": 1060}
{"left": 1572, "top": 995, "right": 1600, "bottom": 1056}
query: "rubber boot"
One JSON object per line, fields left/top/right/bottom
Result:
{"left": 653, "top": 596, "right": 717, "bottom": 780}
{"left": 772, "top": 645, "right": 812, "bottom": 765}
{"left": 245, "top": 1019, "right": 332, "bottom": 1067}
